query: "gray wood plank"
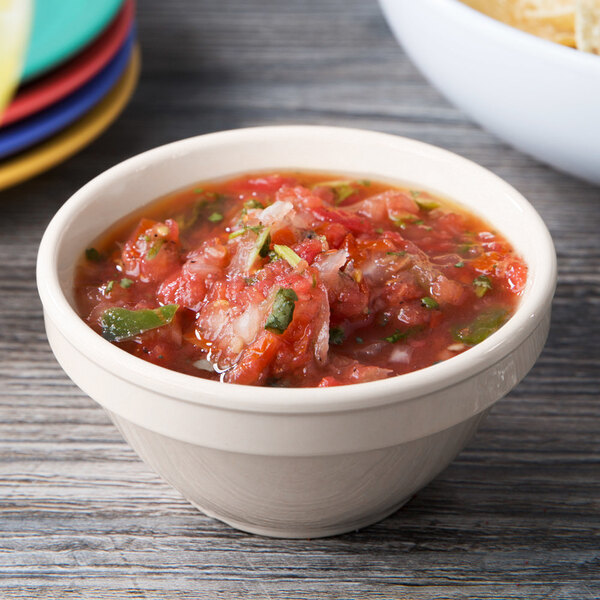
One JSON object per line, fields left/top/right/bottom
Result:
{"left": 0, "top": 0, "right": 598, "bottom": 598}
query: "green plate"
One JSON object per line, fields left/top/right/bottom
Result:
{"left": 22, "top": 0, "right": 124, "bottom": 81}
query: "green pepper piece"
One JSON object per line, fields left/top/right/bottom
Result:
{"left": 101, "top": 304, "right": 179, "bottom": 342}
{"left": 314, "top": 180, "right": 356, "bottom": 205}
{"left": 415, "top": 197, "right": 440, "bottom": 211}
{"left": 273, "top": 244, "right": 302, "bottom": 268}
{"left": 453, "top": 308, "right": 508, "bottom": 345}
{"left": 146, "top": 239, "right": 164, "bottom": 260}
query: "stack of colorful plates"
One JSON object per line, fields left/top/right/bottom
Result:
{"left": 0, "top": 0, "right": 140, "bottom": 191}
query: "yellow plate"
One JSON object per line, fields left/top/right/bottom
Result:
{"left": 0, "top": 43, "right": 140, "bottom": 192}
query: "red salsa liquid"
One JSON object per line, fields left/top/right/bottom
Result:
{"left": 75, "top": 172, "right": 527, "bottom": 387}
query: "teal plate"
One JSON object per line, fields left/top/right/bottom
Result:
{"left": 22, "top": 0, "right": 124, "bottom": 82}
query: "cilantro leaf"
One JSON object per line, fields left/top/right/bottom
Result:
{"left": 85, "top": 248, "right": 102, "bottom": 262}
{"left": 265, "top": 288, "right": 298, "bottom": 335}
{"left": 208, "top": 212, "right": 224, "bottom": 223}
{"left": 473, "top": 275, "right": 492, "bottom": 297}
{"left": 329, "top": 327, "right": 345, "bottom": 345}
{"left": 384, "top": 330, "right": 410, "bottom": 343}
{"left": 244, "top": 199, "right": 264, "bottom": 209}
{"left": 421, "top": 296, "right": 439, "bottom": 309}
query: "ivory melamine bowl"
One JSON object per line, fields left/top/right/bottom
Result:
{"left": 37, "top": 126, "right": 556, "bottom": 538}
{"left": 379, "top": 0, "right": 600, "bottom": 185}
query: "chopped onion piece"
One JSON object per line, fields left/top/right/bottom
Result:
{"left": 447, "top": 343, "right": 466, "bottom": 352}
{"left": 260, "top": 200, "right": 294, "bottom": 225}
{"left": 313, "top": 249, "right": 348, "bottom": 276}
{"left": 390, "top": 347, "right": 412, "bottom": 364}
{"left": 193, "top": 359, "right": 215, "bottom": 371}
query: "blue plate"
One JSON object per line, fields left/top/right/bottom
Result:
{"left": 0, "top": 31, "right": 134, "bottom": 161}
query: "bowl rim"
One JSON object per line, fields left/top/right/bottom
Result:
{"left": 425, "top": 0, "right": 600, "bottom": 72}
{"left": 37, "top": 125, "right": 557, "bottom": 414}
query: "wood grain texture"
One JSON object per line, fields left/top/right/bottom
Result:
{"left": 1, "top": 0, "right": 599, "bottom": 598}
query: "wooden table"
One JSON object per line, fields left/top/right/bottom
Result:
{"left": 2, "top": 1, "right": 599, "bottom": 598}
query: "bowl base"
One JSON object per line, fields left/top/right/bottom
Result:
{"left": 106, "top": 407, "right": 490, "bottom": 540}
{"left": 189, "top": 496, "right": 411, "bottom": 539}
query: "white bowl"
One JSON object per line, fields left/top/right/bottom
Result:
{"left": 379, "top": 0, "right": 600, "bottom": 185}
{"left": 37, "top": 126, "right": 556, "bottom": 538}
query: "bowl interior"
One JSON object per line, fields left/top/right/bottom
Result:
{"left": 56, "top": 126, "right": 548, "bottom": 303}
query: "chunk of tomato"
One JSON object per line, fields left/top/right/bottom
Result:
{"left": 121, "top": 219, "right": 181, "bottom": 283}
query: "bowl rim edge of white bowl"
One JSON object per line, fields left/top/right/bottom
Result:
{"left": 37, "top": 125, "right": 557, "bottom": 414}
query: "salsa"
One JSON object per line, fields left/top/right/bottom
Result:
{"left": 75, "top": 172, "right": 527, "bottom": 387}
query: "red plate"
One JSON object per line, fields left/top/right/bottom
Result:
{"left": 1, "top": 0, "right": 135, "bottom": 127}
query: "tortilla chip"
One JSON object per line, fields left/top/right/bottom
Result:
{"left": 576, "top": 0, "right": 600, "bottom": 53}
{"left": 461, "top": 0, "right": 577, "bottom": 46}
{"left": 460, "top": 0, "right": 513, "bottom": 22}
{"left": 513, "top": 1, "right": 576, "bottom": 45}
